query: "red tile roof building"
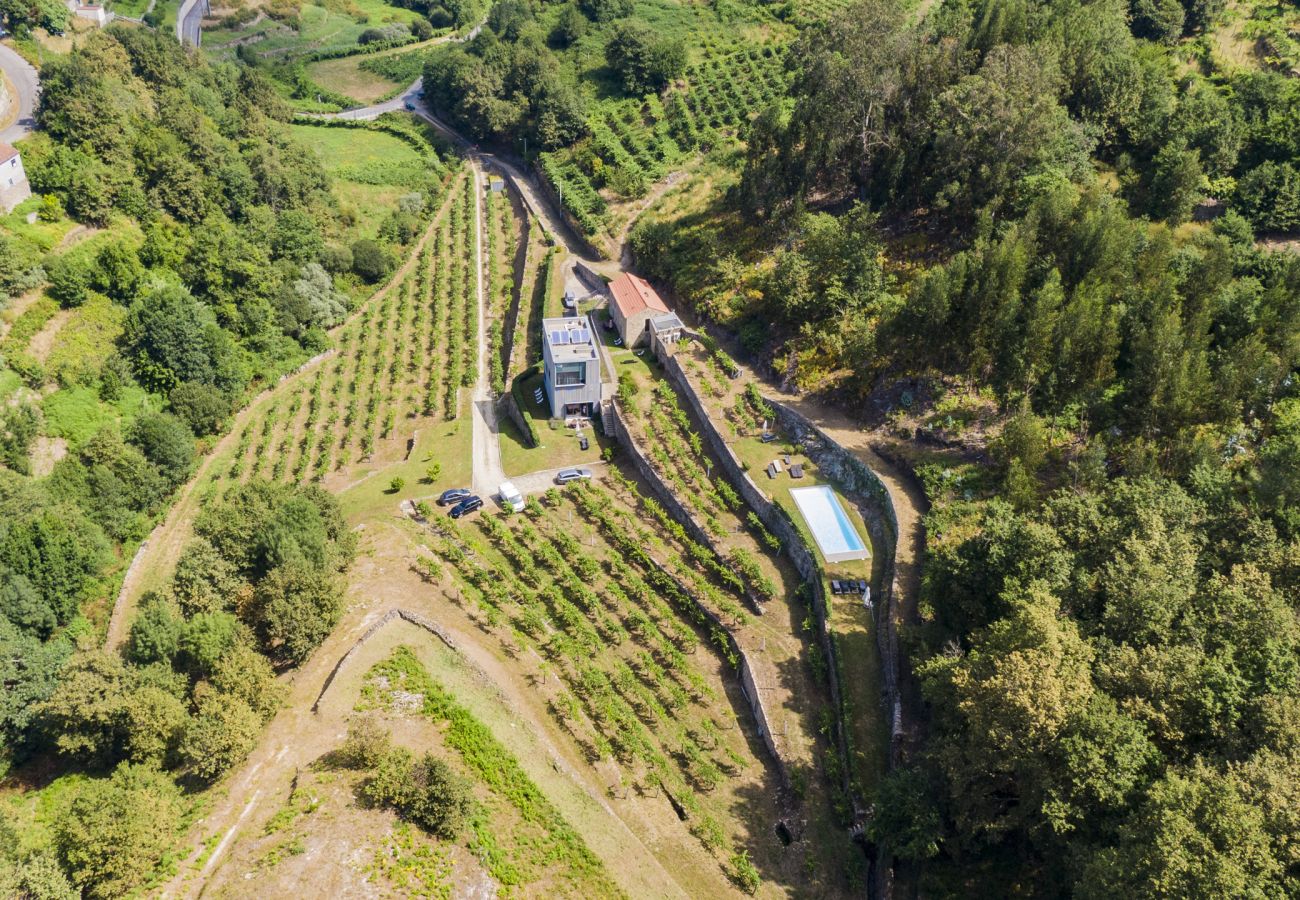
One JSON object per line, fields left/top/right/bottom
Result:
{"left": 607, "top": 272, "right": 670, "bottom": 348}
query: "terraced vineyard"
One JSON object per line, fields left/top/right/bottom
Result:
{"left": 540, "top": 43, "right": 792, "bottom": 238}
{"left": 418, "top": 473, "right": 859, "bottom": 893}
{"left": 483, "top": 185, "right": 521, "bottom": 395}
{"left": 210, "top": 164, "right": 483, "bottom": 498}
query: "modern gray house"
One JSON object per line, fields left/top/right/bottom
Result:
{"left": 542, "top": 315, "right": 603, "bottom": 419}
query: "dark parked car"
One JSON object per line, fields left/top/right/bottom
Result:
{"left": 449, "top": 496, "right": 483, "bottom": 518}
{"left": 438, "top": 488, "right": 472, "bottom": 506}
{"left": 554, "top": 468, "right": 592, "bottom": 485}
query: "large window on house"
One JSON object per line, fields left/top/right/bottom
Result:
{"left": 553, "top": 362, "right": 586, "bottom": 387}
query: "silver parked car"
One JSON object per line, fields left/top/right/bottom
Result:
{"left": 554, "top": 468, "right": 592, "bottom": 485}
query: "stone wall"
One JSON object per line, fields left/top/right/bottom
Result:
{"left": 608, "top": 398, "right": 764, "bottom": 613}
{"left": 529, "top": 161, "right": 607, "bottom": 261}
{"left": 658, "top": 353, "right": 855, "bottom": 795}
{"left": 767, "top": 401, "right": 905, "bottom": 767}
{"left": 498, "top": 391, "right": 535, "bottom": 449}
{"left": 606, "top": 401, "right": 789, "bottom": 789}
{"left": 311, "top": 608, "right": 459, "bottom": 713}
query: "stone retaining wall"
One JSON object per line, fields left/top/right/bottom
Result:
{"left": 498, "top": 391, "right": 535, "bottom": 449}
{"left": 767, "top": 402, "right": 905, "bottom": 767}
{"left": 606, "top": 401, "right": 789, "bottom": 789}
{"left": 608, "top": 398, "right": 764, "bottom": 613}
{"left": 312, "top": 608, "right": 459, "bottom": 713}
{"left": 658, "top": 354, "right": 855, "bottom": 794}
{"left": 658, "top": 350, "right": 907, "bottom": 896}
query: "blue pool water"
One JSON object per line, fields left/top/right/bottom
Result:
{"left": 789, "top": 485, "right": 871, "bottom": 562}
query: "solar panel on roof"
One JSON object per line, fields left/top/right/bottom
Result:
{"left": 551, "top": 330, "right": 567, "bottom": 345}
{"left": 575, "top": 328, "right": 590, "bottom": 343}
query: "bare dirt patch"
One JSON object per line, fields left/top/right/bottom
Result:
{"left": 26, "top": 309, "right": 71, "bottom": 363}
{"left": 28, "top": 436, "right": 67, "bottom": 477}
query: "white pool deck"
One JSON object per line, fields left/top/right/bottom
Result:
{"left": 789, "top": 485, "right": 871, "bottom": 564}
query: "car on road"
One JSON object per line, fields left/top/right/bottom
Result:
{"left": 554, "top": 468, "right": 592, "bottom": 485}
{"left": 437, "top": 488, "right": 472, "bottom": 506}
{"left": 449, "top": 496, "right": 483, "bottom": 518}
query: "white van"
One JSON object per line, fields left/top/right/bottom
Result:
{"left": 499, "top": 481, "right": 525, "bottom": 513}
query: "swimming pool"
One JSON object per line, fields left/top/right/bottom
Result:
{"left": 789, "top": 485, "right": 871, "bottom": 563}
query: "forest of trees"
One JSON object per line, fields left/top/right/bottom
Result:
{"left": 0, "top": 29, "right": 390, "bottom": 896}
{"left": 1, "top": 480, "right": 354, "bottom": 897}
{"left": 420, "top": 0, "right": 686, "bottom": 150}
{"left": 626, "top": 0, "right": 1300, "bottom": 894}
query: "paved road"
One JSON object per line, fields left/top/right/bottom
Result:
{"left": 467, "top": 162, "right": 506, "bottom": 500}
{"left": 0, "top": 44, "right": 37, "bottom": 144}
{"left": 177, "top": 0, "right": 207, "bottom": 46}
{"left": 508, "top": 462, "right": 607, "bottom": 498}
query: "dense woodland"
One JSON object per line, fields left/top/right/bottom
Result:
{"left": 0, "top": 29, "right": 423, "bottom": 897}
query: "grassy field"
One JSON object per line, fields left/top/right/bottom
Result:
{"left": 288, "top": 119, "right": 447, "bottom": 247}
{"left": 203, "top": 0, "right": 423, "bottom": 62}
{"left": 304, "top": 53, "right": 404, "bottom": 102}
{"left": 304, "top": 39, "right": 435, "bottom": 103}
{"left": 108, "top": 0, "right": 151, "bottom": 18}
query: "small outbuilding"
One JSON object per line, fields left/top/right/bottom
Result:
{"left": 608, "top": 271, "right": 670, "bottom": 348}
{"left": 0, "top": 143, "right": 30, "bottom": 213}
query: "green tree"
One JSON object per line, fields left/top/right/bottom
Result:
{"left": 210, "top": 640, "right": 285, "bottom": 722}
{"left": 552, "top": 3, "right": 586, "bottom": 46}
{"left": 122, "top": 284, "right": 245, "bottom": 396}
{"left": 126, "top": 592, "right": 183, "bottom": 666}
{"left": 1078, "top": 765, "right": 1284, "bottom": 898}
{"left": 351, "top": 239, "right": 393, "bottom": 284}
{"left": 577, "top": 0, "right": 631, "bottom": 21}
{"left": 0, "top": 570, "right": 53, "bottom": 637}
{"left": 0, "top": 620, "right": 70, "bottom": 770}
{"left": 127, "top": 411, "right": 196, "bottom": 489}
{"left": 1143, "top": 143, "right": 1203, "bottom": 224}
{"left": 178, "top": 689, "right": 262, "bottom": 782}
{"left": 604, "top": 21, "right": 686, "bottom": 95}
{"left": 168, "top": 381, "right": 231, "bottom": 437}
{"left": 54, "top": 763, "right": 183, "bottom": 900}
{"left": 362, "top": 748, "right": 473, "bottom": 839}
{"left": 171, "top": 539, "right": 244, "bottom": 617}
{"left": 254, "top": 563, "right": 342, "bottom": 665}
{"left": 177, "top": 611, "right": 244, "bottom": 679}
{"left": 91, "top": 240, "right": 144, "bottom": 304}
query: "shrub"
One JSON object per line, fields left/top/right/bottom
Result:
{"left": 730, "top": 849, "right": 761, "bottom": 894}
{"left": 363, "top": 748, "right": 474, "bottom": 840}
{"left": 337, "top": 716, "right": 391, "bottom": 769}
{"left": 54, "top": 763, "right": 183, "bottom": 900}
{"left": 351, "top": 239, "right": 393, "bottom": 284}
{"left": 169, "top": 381, "right": 231, "bottom": 437}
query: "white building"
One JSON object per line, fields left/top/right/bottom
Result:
{"left": 0, "top": 143, "right": 31, "bottom": 213}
